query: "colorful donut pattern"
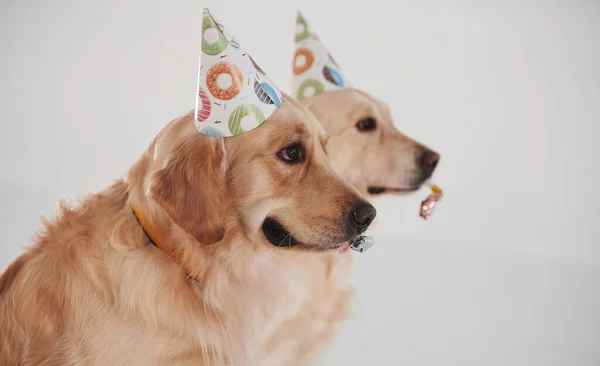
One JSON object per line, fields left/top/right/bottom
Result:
{"left": 195, "top": 9, "right": 282, "bottom": 137}
{"left": 323, "top": 65, "right": 344, "bottom": 87}
{"left": 296, "top": 79, "right": 324, "bottom": 101}
{"left": 254, "top": 80, "right": 282, "bottom": 106}
{"left": 291, "top": 12, "right": 351, "bottom": 100}
{"left": 202, "top": 15, "right": 228, "bottom": 55}
{"left": 228, "top": 104, "right": 265, "bottom": 136}
{"left": 295, "top": 14, "right": 310, "bottom": 43}
{"left": 200, "top": 127, "right": 224, "bottom": 138}
{"left": 293, "top": 48, "right": 314, "bottom": 75}
{"left": 206, "top": 62, "right": 243, "bottom": 100}
{"left": 196, "top": 87, "right": 212, "bottom": 122}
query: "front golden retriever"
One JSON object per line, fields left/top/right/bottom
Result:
{"left": 0, "top": 94, "right": 375, "bottom": 365}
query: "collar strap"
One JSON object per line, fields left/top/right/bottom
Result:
{"left": 131, "top": 205, "right": 171, "bottom": 252}
{"left": 131, "top": 205, "right": 199, "bottom": 283}
{"left": 131, "top": 207, "right": 157, "bottom": 248}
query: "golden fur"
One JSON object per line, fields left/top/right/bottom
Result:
{"left": 259, "top": 89, "right": 440, "bottom": 365}
{"left": 0, "top": 95, "right": 373, "bottom": 365}
{"left": 303, "top": 89, "right": 438, "bottom": 196}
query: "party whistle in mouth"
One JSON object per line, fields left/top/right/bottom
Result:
{"left": 350, "top": 235, "right": 375, "bottom": 253}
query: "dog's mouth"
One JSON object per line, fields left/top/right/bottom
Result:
{"left": 367, "top": 186, "right": 419, "bottom": 195}
{"left": 262, "top": 217, "right": 298, "bottom": 247}
{"left": 262, "top": 217, "right": 356, "bottom": 251}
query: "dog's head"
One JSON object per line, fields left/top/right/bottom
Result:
{"left": 128, "top": 94, "right": 374, "bottom": 255}
{"left": 300, "top": 89, "right": 440, "bottom": 197}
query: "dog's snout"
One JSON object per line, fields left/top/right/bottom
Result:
{"left": 349, "top": 202, "right": 377, "bottom": 232}
{"left": 419, "top": 149, "right": 440, "bottom": 180}
{"left": 421, "top": 150, "right": 440, "bottom": 167}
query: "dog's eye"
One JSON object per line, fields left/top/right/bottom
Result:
{"left": 356, "top": 118, "right": 377, "bottom": 132}
{"left": 278, "top": 144, "right": 305, "bottom": 164}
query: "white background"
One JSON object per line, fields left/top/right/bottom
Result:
{"left": 1, "top": 1, "right": 599, "bottom": 365}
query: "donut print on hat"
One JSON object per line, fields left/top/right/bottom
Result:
{"left": 292, "top": 12, "right": 352, "bottom": 101}
{"left": 195, "top": 8, "right": 283, "bottom": 137}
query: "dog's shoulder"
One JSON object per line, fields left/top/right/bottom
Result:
{"left": 0, "top": 182, "right": 133, "bottom": 364}
{"left": 0, "top": 250, "right": 29, "bottom": 297}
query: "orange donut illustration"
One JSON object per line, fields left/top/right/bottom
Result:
{"left": 293, "top": 47, "right": 314, "bottom": 75}
{"left": 206, "top": 62, "right": 244, "bottom": 100}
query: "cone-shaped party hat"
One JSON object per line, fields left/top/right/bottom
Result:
{"left": 292, "top": 12, "right": 351, "bottom": 101}
{"left": 195, "top": 9, "right": 283, "bottom": 137}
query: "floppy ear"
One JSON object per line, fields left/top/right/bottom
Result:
{"left": 149, "top": 135, "right": 230, "bottom": 245}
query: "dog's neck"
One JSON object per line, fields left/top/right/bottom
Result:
{"left": 124, "top": 131, "right": 243, "bottom": 280}
{"left": 82, "top": 180, "right": 297, "bottom": 364}
{"left": 127, "top": 192, "right": 309, "bottom": 364}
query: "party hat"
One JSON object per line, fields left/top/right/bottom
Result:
{"left": 195, "top": 9, "right": 283, "bottom": 137}
{"left": 292, "top": 12, "right": 351, "bottom": 101}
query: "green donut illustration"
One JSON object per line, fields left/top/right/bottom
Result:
{"left": 202, "top": 16, "right": 228, "bottom": 55}
{"left": 295, "top": 14, "right": 310, "bottom": 43}
{"left": 296, "top": 79, "right": 324, "bottom": 100}
{"left": 228, "top": 104, "right": 266, "bottom": 136}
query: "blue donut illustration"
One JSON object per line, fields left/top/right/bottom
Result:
{"left": 254, "top": 80, "right": 282, "bottom": 107}
{"left": 200, "top": 127, "right": 224, "bottom": 137}
{"left": 323, "top": 65, "right": 344, "bottom": 87}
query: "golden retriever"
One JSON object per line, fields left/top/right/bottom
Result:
{"left": 303, "top": 89, "right": 440, "bottom": 196}
{"left": 259, "top": 89, "right": 441, "bottom": 365}
{"left": 0, "top": 94, "right": 376, "bottom": 365}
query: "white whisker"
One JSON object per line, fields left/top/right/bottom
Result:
{"left": 278, "top": 232, "right": 293, "bottom": 248}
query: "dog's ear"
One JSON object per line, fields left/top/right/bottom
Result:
{"left": 150, "top": 135, "right": 229, "bottom": 245}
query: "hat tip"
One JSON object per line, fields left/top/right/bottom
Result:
{"left": 205, "top": 8, "right": 217, "bottom": 19}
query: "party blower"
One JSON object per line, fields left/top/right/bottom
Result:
{"left": 350, "top": 182, "right": 443, "bottom": 253}
{"left": 420, "top": 181, "right": 444, "bottom": 219}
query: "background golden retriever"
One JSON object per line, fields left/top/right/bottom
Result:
{"left": 303, "top": 89, "right": 440, "bottom": 197}
{"left": 0, "top": 95, "right": 376, "bottom": 365}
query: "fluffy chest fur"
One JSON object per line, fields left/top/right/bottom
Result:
{"left": 259, "top": 251, "right": 355, "bottom": 365}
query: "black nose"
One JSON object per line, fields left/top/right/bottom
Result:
{"left": 350, "top": 201, "right": 377, "bottom": 231}
{"left": 419, "top": 149, "right": 440, "bottom": 181}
